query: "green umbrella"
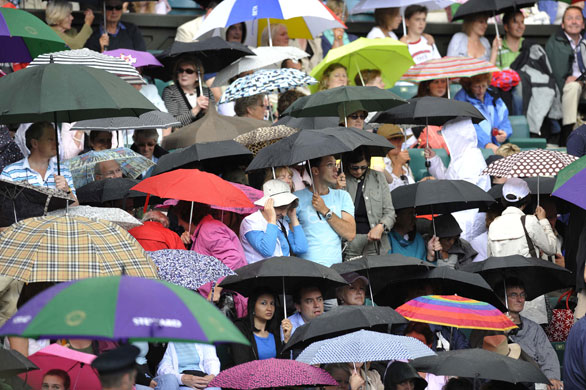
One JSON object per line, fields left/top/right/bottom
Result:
{"left": 282, "top": 85, "right": 406, "bottom": 119}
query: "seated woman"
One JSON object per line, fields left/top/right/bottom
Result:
{"left": 454, "top": 73, "right": 512, "bottom": 152}
{"left": 318, "top": 63, "right": 348, "bottom": 91}
{"left": 377, "top": 125, "right": 415, "bottom": 191}
{"left": 425, "top": 214, "right": 477, "bottom": 269}
{"left": 234, "top": 94, "right": 268, "bottom": 121}
{"left": 354, "top": 69, "right": 385, "bottom": 89}
{"left": 387, "top": 208, "right": 427, "bottom": 261}
{"left": 322, "top": 0, "right": 358, "bottom": 55}
{"left": 230, "top": 289, "right": 290, "bottom": 365}
{"left": 46, "top": 1, "right": 94, "bottom": 49}
{"left": 339, "top": 102, "right": 368, "bottom": 130}
{"left": 324, "top": 364, "right": 364, "bottom": 390}
{"left": 162, "top": 54, "right": 214, "bottom": 127}
{"left": 156, "top": 341, "right": 220, "bottom": 389}
{"left": 240, "top": 179, "right": 307, "bottom": 264}
{"left": 260, "top": 23, "right": 290, "bottom": 47}
{"left": 336, "top": 272, "right": 368, "bottom": 306}
{"left": 447, "top": 12, "right": 499, "bottom": 63}
{"left": 415, "top": 79, "right": 449, "bottom": 153}
{"left": 264, "top": 166, "right": 294, "bottom": 191}
{"left": 367, "top": 7, "right": 402, "bottom": 40}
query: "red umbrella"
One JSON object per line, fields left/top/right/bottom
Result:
{"left": 131, "top": 169, "right": 254, "bottom": 209}
{"left": 208, "top": 358, "right": 338, "bottom": 389}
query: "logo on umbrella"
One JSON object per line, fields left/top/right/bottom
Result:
{"left": 13, "top": 315, "right": 32, "bottom": 324}
{"left": 65, "top": 310, "right": 86, "bottom": 326}
{"left": 120, "top": 54, "right": 137, "bottom": 65}
{"left": 24, "top": 26, "right": 38, "bottom": 35}
{"left": 252, "top": 5, "right": 258, "bottom": 16}
{"left": 132, "top": 317, "right": 182, "bottom": 328}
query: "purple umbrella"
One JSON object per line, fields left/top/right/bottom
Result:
{"left": 103, "top": 49, "right": 163, "bottom": 68}
{"left": 209, "top": 358, "right": 338, "bottom": 389}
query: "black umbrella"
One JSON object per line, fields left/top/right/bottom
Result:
{"left": 487, "top": 177, "right": 556, "bottom": 200}
{"left": 70, "top": 110, "right": 181, "bottom": 131}
{"left": 282, "top": 305, "right": 407, "bottom": 353}
{"left": 0, "top": 348, "right": 38, "bottom": 378}
{"left": 411, "top": 349, "right": 549, "bottom": 386}
{"left": 370, "top": 97, "right": 486, "bottom": 126}
{"left": 461, "top": 255, "right": 573, "bottom": 301}
{"left": 246, "top": 127, "right": 393, "bottom": 171}
{"left": 452, "top": 0, "right": 535, "bottom": 21}
{"left": 390, "top": 180, "right": 496, "bottom": 214}
{"left": 219, "top": 256, "right": 348, "bottom": 317}
{"left": 274, "top": 114, "right": 340, "bottom": 129}
{"left": 75, "top": 177, "right": 145, "bottom": 205}
{"left": 152, "top": 140, "right": 253, "bottom": 176}
{"left": 374, "top": 267, "right": 506, "bottom": 311}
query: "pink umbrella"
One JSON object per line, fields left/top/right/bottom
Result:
{"left": 209, "top": 358, "right": 338, "bottom": 389}
{"left": 22, "top": 344, "right": 101, "bottom": 390}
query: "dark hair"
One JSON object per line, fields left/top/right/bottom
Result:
{"left": 354, "top": 69, "right": 381, "bottom": 86}
{"left": 98, "top": 369, "right": 136, "bottom": 389}
{"left": 305, "top": 156, "right": 328, "bottom": 176}
{"left": 481, "top": 381, "right": 530, "bottom": 390}
{"left": 502, "top": 10, "right": 523, "bottom": 26}
{"left": 292, "top": 286, "right": 323, "bottom": 305}
{"left": 89, "top": 130, "right": 112, "bottom": 142}
{"left": 25, "top": 122, "right": 53, "bottom": 151}
{"left": 563, "top": 5, "right": 585, "bottom": 23}
{"left": 416, "top": 79, "right": 448, "bottom": 98}
{"left": 247, "top": 288, "right": 279, "bottom": 332}
{"left": 342, "top": 147, "right": 370, "bottom": 175}
{"left": 278, "top": 90, "right": 305, "bottom": 117}
{"left": 444, "top": 378, "right": 473, "bottom": 390}
{"left": 234, "top": 94, "right": 264, "bottom": 117}
{"left": 374, "top": 7, "right": 400, "bottom": 30}
{"left": 404, "top": 321, "right": 434, "bottom": 345}
{"left": 44, "top": 369, "right": 71, "bottom": 390}
{"left": 501, "top": 193, "right": 530, "bottom": 209}
{"left": 172, "top": 54, "right": 204, "bottom": 86}
{"left": 172, "top": 200, "right": 211, "bottom": 228}
{"left": 226, "top": 22, "right": 247, "bottom": 43}
{"left": 494, "top": 277, "right": 525, "bottom": 300}
{"left": 133, "top": 129, "right": 158, "bottom": 142}
{"left": 404, "top": 4, "right": 427, "bottom": 20}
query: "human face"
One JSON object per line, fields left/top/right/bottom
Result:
{"left": 366, "top": 76, "right": 385, "bottom": 89}
{"left": 406, "top": 331, "right": 432, "bottom": 348}
{"left": 506, "top": 286, "right": 526, "bottom": 314}
{"left": 428, "top": 79, "right": 447, "bottom": 98}
{"left": 326, "top": 68, "right": 348, "bottom": 89}
{"left": 58, "top": 11, "right": 74, "bottom": 31}
{"left": 42, "top": 375, "right": 66, "bottom": 390}
{"left": 276, "top": 168, "right": 293, "bottom": 190}
{"left": 348, "top": 159, "right": 368, "bottom": 179}
{"left": 470, "top": 81, "right": 488, "bottom": 101}
{"left": 90, "top": 131, "right": 112, "bottom": 151}
{"left": 176, "top": 63, "right": 198, "bottom": 90}
{"left": 316, "top": 156, "right": 338, "bottom": 187}
{"left": 340, "top": 279, "right": 366, "bottom": 306}
{"left": 326, "top": 368, "right": 349, "bottom": 390}
{"left": 33, "top": 127, "right": 58, "bottom": 158}
{"left": 439, "top": 235, "right": 458, "bottom": 252}
{"left": 505, "top": 13, "right": 525, "bottom": 40}
{"left": 295, "top": 288, "right": 324, "bottom": 321}
{"left": 396, "top": 379, "right": 415, "bottom": 390}
{"left": 471, "top": 16, "right": 488, "bottom": 37}
{"left": 226, "top": 23, "right": 243, "bottom": 43}
{"left": 105, "top": 0, "right": 123, "bottom": 24}
{"left": 96, "top": 160, "right": 123, "bottom": 180}
{"left": 562, "top": 8, "right": 585, "bottom": 37}
{"left": 134, "top": 136, "right": 157, "bottom": 159}
{"left": 247, "top": 98, "right": 267, "bottom": 120}
{"left": 274, "top": 25, "right": 290, "bottom": 46}
{"left": 406, "top": 12, "right": 427, "bottom": 36}
{"left": 388, "top": 136, "right": 405, "bottom": 156}
{"left": 254, "top": 293, "right": 275, "bottom": 321}
{"left": 395, "top": 208, "right": 416, "bottom": 232}
{"left": 346, "top": 111, "right": 367, "bottom": 129}
{"left": 283, "top": 59, "right": 302, "bottom": 70}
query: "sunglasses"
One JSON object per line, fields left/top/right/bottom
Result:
{"left": 176, "top": 68, "right": 196, "bottom": 75}
{"left": 349, "top": 113, "right": 367, "bottom": 120}
{"left": 349, "top": 165, "right": 368, "bottom": 171}
{"left": 105, "top": 5, "right": 123, "bottom": 10}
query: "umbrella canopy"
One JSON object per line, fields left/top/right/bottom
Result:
{"left": 461, "top": 255, "right": 573, "bottom": 301}
{"left": 210, "top": 182, "right": 263, "bottom": 215}
{"left": 148, "top": 249, "right": 236, "bottom": 290}
{"left": 47, "top": 206, "right": 142, "bottom": 231}
{"left": 212, "top": 46, "right": 309, "bottom": 87}
{"left": 390, "top": 180, "right": 496, "bottom": 214}
{"left": 194, "top": 0, "right": 346, "bottom": 45}
{"left": 401, "top": 57, "right": 500, "bottom": 83}
{"left": 0, "top": 349, "right": 38, "bottom": 378}
{"left": 0, "top": 275, "right": 250, "bottom": 344}
{"left": 247, "top": 127, "right": 393, "bottom": 171}
{"left": 488, "top": 177, "right": 556, "bottom": 200}
{"left": 453, "top": 0, "right": 536, "bottom": 20}
{"left": 24, "top": 344, "right": 100, "bottom": 390}
{"left": 103, "top": 49, "right": 163, "bottom": 68}
{"left": 283, "top": 305, "right": 407, "bottom": 353}
{"left": 411, "top": 349, "right": 550, "bottom": 384}
{"left": 309, "top": 38, "right": 414, "bottom": 93}
{"left": 274, "top": 114, "right": 340, "bottom": 129}
{"left": 283, "top": 86, "right": 406, "bottom": 118}
{"left": 396, "top": 295, "right": 517, "bottom": 331}
{"left": 552, "top": 155, "right": 586, "bottom": 210}
{"left": 219, "top": 256, "right": 347, "bottom": 298}
{"left": 482, "top": 149, "right": 578, "bottom": 178}
{"left": 234, "top": 125, "right": 298, "bottom": 156}
{"left": 0, "top": 215, "right": 157, "bottom": 282}
{"left": 75, "top": 178, "right": 144, "bottom": 205}
{"left": 209, "top": 358, "right": 337, "bottom": 389}
{"left": 296, "top": 329, "right": 435, "bottom": 364}
{"left": 351, "top": 0, "right": 454, "bottom": 13}
{"left": 67, "top": 147, "right": 155, "bottom": 189}
{"left": 161, "top": 105, "right": 269, "bottom": 149}
{"left": 152, "top": 140, "right": 253, "bottom": 176}
{"left": 0, "top": 64, "right": 157, "bottom": 124}
{"left": 0, "top": 8, "right": 67, "bottom": 63}
{"left": 371, "top": 97, "right": 486, "bottom": 126}
{"left": 70, "top": 111, "right": 180, "bottom": 131}
{"left": 131, "top": 169, "right": 254, "bottom": 208}
{"left": 220, "top": 68, "right": 317, "bottom": 104}
{"left": 29, "top": 48, "right": 145, "bottom": 85}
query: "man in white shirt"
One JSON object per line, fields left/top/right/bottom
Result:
{"left": 400, "top": 5, "right": 441, "bottom": 64}
{"left": 175, "top": 1, "right": 218, "bottom": 42}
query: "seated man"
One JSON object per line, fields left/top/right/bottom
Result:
{"left": 92, "top": 344, "right": 140, "bottom": 390}
{"left": 425, "top": 214, "right": 477, "bottom": 269}
{"left": 94, "top": 160, "right": 123, "bottom": 181}
{"left": 281, "top": 285, "right": 325, "bottom": 342}
{"left": 128, "top": 211, "right": 185, "bottom": 251}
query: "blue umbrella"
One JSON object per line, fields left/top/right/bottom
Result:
{"left": 296, "top": 330, "right": 435, "bottom": 365}
{"left": 148, "top": 249, "right": 236, "bottom": 290}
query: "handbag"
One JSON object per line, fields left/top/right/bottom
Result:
{"left": 545, "top": 290, "right": 574, "bottom": 342}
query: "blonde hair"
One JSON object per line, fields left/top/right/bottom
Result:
{"left": 326, "top": 0, "right": 348, "bottom": 19}
{"left": 318, "top": 63, "right": 347, "bottom": 91}
{"left": 495, "top": 143, "right": 521, "bottom": 157}
{"left": 264, "top": 166, "right": 294, "bottom": 191}
{"left": 45, "top": 1, "right": 72, "bottom": 26}
{"left": 131, "top": 1, "right": 156, "bottom": 13}
{"left": 260, "top": 23, "right": 286, "bottom": 46}
{"left": 462, "top": 12, "right": 490, "bottom": 36}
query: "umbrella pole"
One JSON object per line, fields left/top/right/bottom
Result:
{"left": 102, "top": 2, "right": 108, "bottom": 51}
{"left": 355, "top": 61, "right": 365, "bottom": 86}
{"left": 431, "top": 208, "right": 440, "bottom": 261}
{"left": 425, "top": 116, "right": 431, "bottom": 169}
{"left": 71, "top": 362, "right": 83, "bottom": 390}
{"left": 537, "top": 175, "right": 540, "bottom": 207}
{"left": 307, "top": 160, "right": 321, "bottom": 220}
{"left": 446, "top": 78, "right": 451, "bottom": 99}
{"left": 188, "top": 200, "right": 194, "bottom": 237}
{"left": 366, "top": 268, "right": 374, "bottom": 306}
{"left": 12, "top": 199, "right": 17, "bottom": 224}
{"left": 267, "top": 18, "right": 273, "bottom": 47}
{"left": 197, "top": 70, "right": 204, "bottom": 97}
{"left": 282, "top": 276, "right": 287, "bottom": 319}
{"left": 344, "top": 102, "right": 348, "bottom": 127}
{"left": 504, "top": 278, "right": 508, "bottom": 311}
{"left": 272, "top": 166, "right": 276, "bottom": 179}
{"left": 493, "top": 16, "right": 502, "bottom": 68}
{"left": 53, "top": 112, "right": 61, "bottom": 176}
{"left": 401, "top": 8, "right": 406, "bottom": 38}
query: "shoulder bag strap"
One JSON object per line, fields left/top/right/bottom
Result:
{"left": 520, "top": 215, "right": 538, "bottom": 258}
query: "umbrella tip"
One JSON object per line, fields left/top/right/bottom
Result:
{"left": 121, "top": 265, "right": 127, "bottom": 276}
{"left": 50, "top": 55, "right": 54, "bottom": 64}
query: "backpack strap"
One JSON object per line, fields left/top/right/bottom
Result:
{"left": 521, "top": 215, "right": 538, "bottom": 258}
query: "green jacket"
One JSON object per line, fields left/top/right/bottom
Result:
{"left": 545, "top": 28, "right": 582, "bottom": 93}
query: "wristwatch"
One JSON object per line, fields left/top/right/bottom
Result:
{"left": 324, "top": 209, "right": 333, "bottom": 221}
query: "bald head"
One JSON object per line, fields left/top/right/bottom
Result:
{"left": 94, "top": 160, "right": 122, "bottom": 181}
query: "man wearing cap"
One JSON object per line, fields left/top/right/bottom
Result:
{"left": 92, "top": 344, "right": 140, "bottom": 390}
{"left": 488, "top": 178, "right": 558, "bottom": 258}
{"left": 426, "top": 214, "right": 477, "bottom": 269}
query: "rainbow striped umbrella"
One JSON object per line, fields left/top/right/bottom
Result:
{"left": 401, "top": 56, "right": 500, "bottom": 83}
{"left": 396, "top": 295, "right": 517, "bottom": 331}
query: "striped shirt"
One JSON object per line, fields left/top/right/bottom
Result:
{"left": 1, "top": 157, "right": 76, "bottom": 196}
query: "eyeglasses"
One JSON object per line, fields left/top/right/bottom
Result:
{"left": 321, "top": 162, "right": 337, "bottom": 170}
{"left": 349, "top": 113, "right": 367, "bottom": 120}
{"left": 507, "top": 292, "right": 527, "bottom": 300}
{"left": 176, "top": 68, "right": 196, "bottom": 75}
{"left": 105, "top": 5, "right": 123, "bottom": 10}
{"left": 349, "top": 165, "right": 368, "bottom": 171}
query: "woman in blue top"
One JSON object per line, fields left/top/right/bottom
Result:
{"left": 387, "top": 207, "right": 427, "bottom": 261}
{"left": 454, "top": 73, "right": 513, "bottom": 152}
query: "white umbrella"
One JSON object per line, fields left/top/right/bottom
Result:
{"left": 47, "top": 206, "right": 142, "bottom": 231}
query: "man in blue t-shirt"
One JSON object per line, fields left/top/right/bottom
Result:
{"left": 294, "top": 155, "right": 355, "bottom": 267}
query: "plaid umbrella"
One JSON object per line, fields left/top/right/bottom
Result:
{"left": 396, "top": 295, "right": 517, "bottom": 331}
{"left": 296, "top": 329, "right": 435, "bottom": 365}
{"left": 47, "top": 206, "right": 142, "bottom": 231}
{"left": 401, "top": 56, "right": 500, "bottom": 83}
{"left": 70, "top": 111, "right": 180, "bottom": 131}
{"left": 234, "top": 125, "right": 298, "bottom": 156}
{"left": 67, "top": 147, "right": 155, "bottom": 189}
{"left": 148, "top": 249, "right": 236, "bottom": 290}
{"left": 219, "top": 69, "right": 317, "bottom": 104}
{"left": 0, "top": 215, "right": 157, "bottom": 282}
{"left": 209, "top": 358, "right": 338, "bottom": 389}
{"left": 29, "top": 48, "right": 145, "bottom": 85}
{"left": 481, "top": 149, "right": 578, "bottom": 178}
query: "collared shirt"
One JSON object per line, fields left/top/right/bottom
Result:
{"left": 1, "top": 157, "right": 76, "bottom": 196}
{"left": 564, "top": 32, "right": 582, "bottom": 78}
{"left": 499, "top": 37, "right": 524, "bottom": 70}
{"left": 99, "top": 22, "right": 126, "bottom": 37}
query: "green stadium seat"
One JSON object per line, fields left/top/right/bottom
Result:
{"left": 168, "top": 0, "right": 200, "bottom": 14}
{"left": 389, "top": 84, "right": 418, "bottom": 100}
{"left": 480, "top": 148, "right": 494, "bottom": 160}
{"left": 154, "top": 78, "right": 171, "bottom": 98}
{"left": 408, "top": 148, "right": 450, "bottom": 182}
{"left": 508, "top": 115, "right": 547, "bottom": 149}
{"left": 449, "top": 83, "right": 461, "bottom": 98}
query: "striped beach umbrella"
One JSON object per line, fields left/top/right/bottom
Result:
{"left": 396, "top": 295, "right": 517, "bottom": 331}
{"left": 401, "top": 56, "right": 500, "bottom": 82}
